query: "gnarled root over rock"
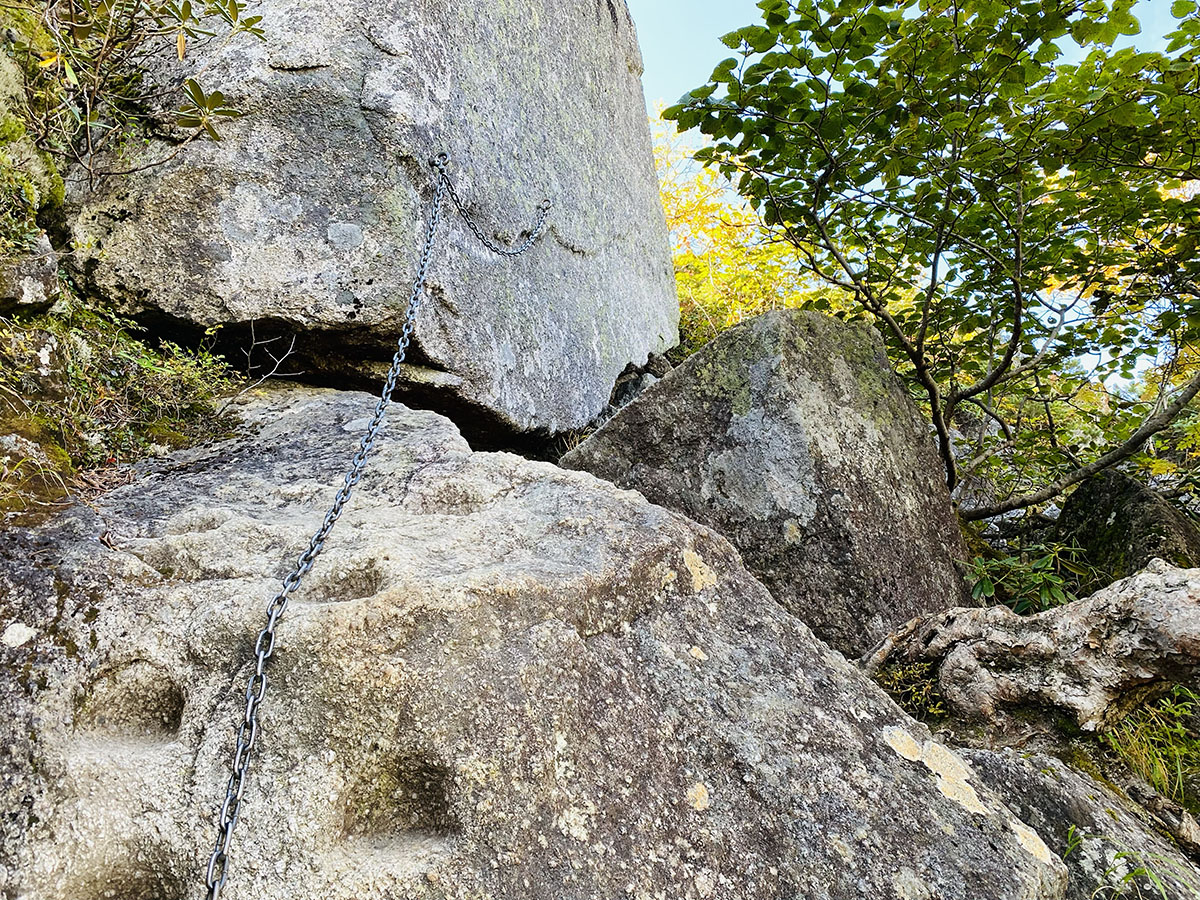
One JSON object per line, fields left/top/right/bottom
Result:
{"left": 862, "top": 559, "right": 1200, "bottom": 731}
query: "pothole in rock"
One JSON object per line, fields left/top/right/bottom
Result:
{"left": 299, "top": 556, "right": 389, "bottom": 604}
{"left": 72, "top": 863, "right": 187, "bottom": 900}
{"left": 75, "top": 660, "right": 185, "bottom": 739}
{"left": 341, "top": 749, "right": 460, "bottom": 859}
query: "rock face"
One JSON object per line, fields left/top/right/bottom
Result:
{"left": 0, "top": 234, "right": 59, "bottom": 314}
{"left": 966, "top": 749, "right": 1200, "bottom": 900}
{"left": 863, "top": 560, "right": 1200, "bottom": 731}
{"left": 0, "top": 36, "right": 64, "bottom": 316}
{"left": 561, "top": 309, "right": 971, "bottom": 657}
{"left": 67, "top": 0, "right": 678, "bottom": 436}
{"left": 0, "top": 328, "right": 72, "bottom": 523}
{"left": 0, "top": 386, "right": 1067, "bottom": 899}
{"left": 1056, "top": 471, "right": 1200, "bottom": 580}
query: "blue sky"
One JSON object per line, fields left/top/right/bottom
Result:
{"left": 626, "top": 0, "right": 1182, "bottom": 109}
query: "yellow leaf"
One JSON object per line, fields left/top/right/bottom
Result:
{"left": 37, "top": 53, "right": 59, "bottom": 68}
{"left": 177, "top": 32, "right": 186, "bottom": 60}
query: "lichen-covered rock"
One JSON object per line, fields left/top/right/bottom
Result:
{"left": 561, "top": 309, "right": 971, "bottom": 657}
{"left": 0, "top": 386, "right": 1066, "bottom": 899}
{"left": 66, "top": 0, "right": 677, "bottom": 436}
{"left": 0, "top": 28, "right": 65, "bottom": 315}
{"left": 0, "top": 328, "right": 72, "bottom": 522}
{"left": 1056, "top": 471, "right": 1200, "bottom": 580}
{"left": 965, "top": 749, "right": 1200, "bottom": 900}
{"left": 863, "top": 560, "right": 1200, "bottom": 731}
{"left": 0, "top": 234, "right": 58, "bottom": 314}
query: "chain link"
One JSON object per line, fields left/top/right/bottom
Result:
{"left": 438, "top": 153, "right": 553, "bottom": 257}
{"left": 202, "top": 153, "right": 550, "bottom": 900}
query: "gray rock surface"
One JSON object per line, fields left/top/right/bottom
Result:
{"left": 0, "top": 386, "right": 1066, "bottom": 899}
{"left": 66, "top": 0, "right": 678, "bottom": 435}
{"left": 0, "top": 234, "right": 58, "bottom": 314}
{"left": 1056, "top": 471, "right": 1200, "bottom": 580}
{"left": 966, "top": 749, "right": 1200, "bottom": 900}
{"left": 863, "top": 560, "right": 1200, "bottom": 731}
{"left": 561, "top": 309, "right": 971, "bottom": 657}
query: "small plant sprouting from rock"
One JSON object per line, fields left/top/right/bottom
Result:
{"left": 1065, "top": 825, "right": 1200, "bottom": 898}
{"left": 871, "top": 661, "right": 946, "bottom": 723}
{"left": 968, "top": 542, "right": 1108, "bottom": 615}
{"left": 1105, "top": 686, "right": 1200, "bottom": 815}
{"left": 1094, "top": 839, "right": 1200, "bottom": 899}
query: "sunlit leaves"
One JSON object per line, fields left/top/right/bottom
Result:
{"left": 652, "top": 113, "right": 854, "bottom": 358}
{"left": 666, "top": 0, "right": 1200, "bottom": 510}
{"left": 177, "top": 79, "right": 240, "bottom": 139}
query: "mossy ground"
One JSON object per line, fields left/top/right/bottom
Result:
{"left": 1, "top": 296, "right": 239, "bottom": 522}
{"left": 0, "top": 11, "right": 240, "bottom": 523}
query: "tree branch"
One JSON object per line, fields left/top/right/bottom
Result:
{"left": 962, "top": 368, "right": 1200, "bottom": 521}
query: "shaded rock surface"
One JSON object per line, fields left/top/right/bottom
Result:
{"left": 1057, "top": 471, "right": 1200, "bottom": 580}
{"left": 0, "top": 234, "right": 58, "bottom": 314}
{"left": 966, "top": 749, "right": 1200, "bottom": 900}
{"left": 561, "top": 309, "right": 971, "bottom": 657}
{"left": 863, "top": 560, "right": 1200, "bottom": 732}
{"left": 0, "top": 386, "right": 1067, "bottom": 899}
{"left": 0, "top": 33, "right": 64, "bottom": 315}
{"left": 66, "top": 0, "right": 677, "bottom": 436}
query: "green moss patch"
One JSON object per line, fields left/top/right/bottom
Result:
{"left": 1, "top": 298, "right": 238, "bottom": 516}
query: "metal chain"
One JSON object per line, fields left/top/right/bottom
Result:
{"left": 439, "top": 153, "right": 553, "bottom": 257}
{"left": 202, "top": 152, "right": 551, "bottom": 900}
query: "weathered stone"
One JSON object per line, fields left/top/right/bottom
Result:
{"left": 862, "top": 560, "right": 1200, "bottom": 731}
{"left": 0, "top": 32, "right": 64, "bottom": 316}
{"left": 1056, "top": 471, "right": 1200, "bottom": 580}
{"left": 561, "top": 309, "right": 971, "bottom": 657}
{"left": 0, "top": 328, "right": 73, "bottom": 523}
{"left": 1, "top": 386, "right": 1066, "bottom": 899}
{"left": 65, "top": 0, "right": 678, "bottom": 436}
{"left": 965, "top": 749, "right": 1200, "bottom": 900}
{"left": 0, "top": 233, "right": 58, "bottom": 314}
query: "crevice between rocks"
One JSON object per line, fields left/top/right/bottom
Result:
{"left": 129, "top": 308, "right": 574, "bottom": 460}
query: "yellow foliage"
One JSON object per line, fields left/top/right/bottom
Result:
{"left": 652, "top": 112, "right": 846, "bottom": 357}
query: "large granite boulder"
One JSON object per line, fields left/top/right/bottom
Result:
{"left": 561, "top": 309, "right": 971, "bottom": 657}
{"left": 0, "top": 386, "right": 1066, "bottom": 899}
{"left": 1056, "top": 471, "right": 1200, "bottom": 580}
{"left": 66, "top": 0, "right": 677, "bottom": 436}
{"left": 966, "top": 749, "right": 1200, "bottom": 900}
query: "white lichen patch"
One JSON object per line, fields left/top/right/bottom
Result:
{"left": 1010, "top": 818, "right": 1055, "bottom": 865}
{"left": 829, "top": 835, "right": 854, "bottom": 862}
{"left": 893, "top": 866, "right": 934, "bottom": 899}
{"left": 683, "top": 549, "right": 718, "bottom": 592}
{"left": 882, "top": 726, "right": 988, "bottom": 815}
{"left": 2, "top": 622, "right": 37, "bottom": 648}
{"left": 552, "top": 731, "right": 575, "bottom": 781}
{"left": 556, "top": 804, "right": 593, "bottom": 842}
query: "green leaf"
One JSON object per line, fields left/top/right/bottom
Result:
{"left": 184, "top": 78, "right": 206, "bottom": 107}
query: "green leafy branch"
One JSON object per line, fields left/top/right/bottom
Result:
{"left": 1, "top": 0, "right": 265, "bottom": 178}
